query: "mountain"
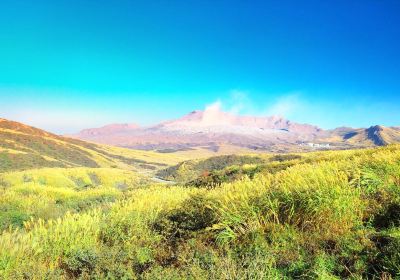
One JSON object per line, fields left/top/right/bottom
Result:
{"left": 322, "top": 125, "right": 400, "bottom": 147}
{"left": 79, "top": 123, "right": 140, "bottom": 137}
{"left": 157, "top": 110, "right": 321, "bottom": 134}
{"left": 73, "top": 109, "right": 323, "bottom": 152}
{"left": 0, "top": 118, "right": 180, "bottom": 172}
{"left": 72, "top": 108, "right": 400, "bottom": 152}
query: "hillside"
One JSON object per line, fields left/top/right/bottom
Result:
{"left": 0, "top": 118, "right": 189, "bottom": 172}
{"left": 156, "top": 154, "right": 268, "bottom": 183}
{"left": 321, "top": 125, "right": 400, "bottom": 147}
{"left": 156, "top": 153, "right": 311, "bottom": 185}
{"left": 78, "top": 123, "right": 140, "bottom": 137}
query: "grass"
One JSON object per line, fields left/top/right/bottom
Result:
{"left": 0, "top": 119, "right": 195, "bottom": 172}
{"left": 156, "top": 154, "right": 267, "bottom": 183}
{"left": 0, "top": 167, "right": 152, "bottom": 231}
{"left": 0, "top": 145, "right": 400, "bottom": 278}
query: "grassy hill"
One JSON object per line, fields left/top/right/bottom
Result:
{"left": 155, "top": 154, "right": 268, "bottom": 183}
{"left": 0, "top": 118, "right": 192, "bottom": 172}
{"left": 1, "top": 145, "right": 400, "bottom": 279}
{"left": 157, "top": 150, "right": 375, "bottom": 187}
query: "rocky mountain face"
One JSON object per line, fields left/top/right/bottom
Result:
{"left": 157, "top": 110, "right": 321, "bottom": 134}
{"left": 366, "top": 125, "right": 387, "bottom": 146}
{"left": 71, "top": 109, "right": 400, "bottom": 152}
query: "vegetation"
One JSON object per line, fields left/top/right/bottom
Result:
{"left": 0, "top": 168, "right": 151, "bottom": 231}
{"left": 1, "top": 145, "right": 400, "bottom": 279}
{"left": 0, "top": 119, "right": 190, "bottom": 172}
{"left": 156, "top": 154, "right": 267, "bottom": 183}
{"left": 181, "top": 154, "right": 304, "bottom": 187}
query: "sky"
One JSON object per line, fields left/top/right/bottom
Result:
{"left": 0, "top": 0, "right": 399, "bottom": 134}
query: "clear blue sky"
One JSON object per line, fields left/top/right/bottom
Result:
{"left": 0, "top": 0, "right": 399, "bottom": 133}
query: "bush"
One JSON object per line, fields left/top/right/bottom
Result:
{"left": 374, "top": 202, "right": 400, "bottom": 229}
{"left": 368, "top": 233, "right": 400, "bottom": 277}
{"left": 154, "top": 194, "right": 216, "bottom": 241}
{"left": 60, "top": 248, "right": 98, "bottom": 278}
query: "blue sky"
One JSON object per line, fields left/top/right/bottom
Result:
{"left": 0, "top": 0, "right": 399, "bottom": 133}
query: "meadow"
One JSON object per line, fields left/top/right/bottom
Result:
{"left": 1, "top": 145, "right": 400, "bottom": 279}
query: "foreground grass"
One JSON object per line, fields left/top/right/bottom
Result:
{"left": 0, "top": 168, "right": 151, "bottom": 231}
{"left": 1, "top": 146, "right": 400, "bottom": 279}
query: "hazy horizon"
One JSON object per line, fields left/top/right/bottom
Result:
{"left": 1, "top": 0, "right": 399, "bottom": 133}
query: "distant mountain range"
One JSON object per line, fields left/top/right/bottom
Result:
{"left": 71, "top": 109, "right": 400, "bottom": 152}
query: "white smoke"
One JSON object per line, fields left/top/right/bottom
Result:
{"left": 200, "top": 92, "right": 304, "bottom": 124}
{"left": 228, "top": 90, "right": 251, "bottom": 114}
{"left": 265, "top": 94, "right": 303, "bottom": 118}
{"left": 201, "top": 100, "right": 227, "bottom": 125}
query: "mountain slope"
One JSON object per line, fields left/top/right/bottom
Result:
{"left": 322, "top": 125, "right": 400, "bottom": 147}
{"left": 0, "top": 118, "right": 186, "bottom": 172}
{"left": 79, "top": 123, "right": 140, "bottom": 137}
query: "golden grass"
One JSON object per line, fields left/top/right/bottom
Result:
{"left": 0, "top": 145, "right": 400, "bottom": 278}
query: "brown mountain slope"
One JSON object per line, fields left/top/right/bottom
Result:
{"left": 321, "top": 125, "right": 400, "bottom": 147}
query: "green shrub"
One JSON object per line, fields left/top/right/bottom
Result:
{"left": 154, "top": 194, "right": 216, "bottom": 241}
{"left": 60, "top": 248, "right": 98, "bottom": 278}
{"left": 368, "top": 233, "right": 400, "bottom": 277}
{"left": 374, "top": 203, "right": 400, "bottom": 229}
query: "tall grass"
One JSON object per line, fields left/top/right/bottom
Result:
{"left": 1, "top": 145, "right": 400, "bottom": 279}
{"left": 0, "top": 168, "right": 151, "bottom": 231}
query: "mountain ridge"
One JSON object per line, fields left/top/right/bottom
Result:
{"left": 79, "top": 123, "right": 140, "bottom": 137}
{"left": 71, "top": 110, "right": 400, "bottom": 152}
